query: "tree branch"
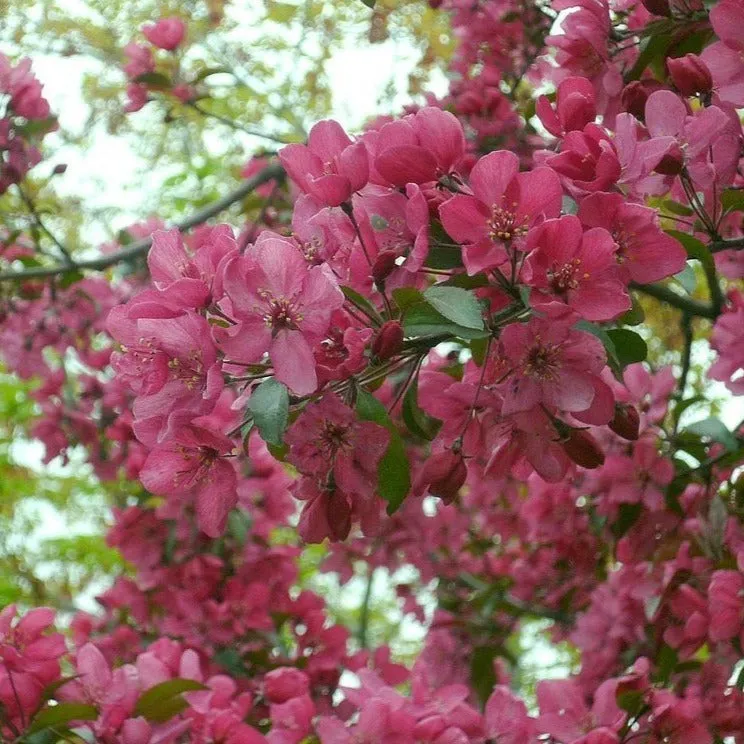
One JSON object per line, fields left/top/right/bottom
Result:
{"left": 710, "top": 236, "right": 744, "bottom": 253}
{"left": 0, "top": 163, "right": 285, "bottom": 282}
{"left": 630, "top": 281, "right": 718, "bottom": 319}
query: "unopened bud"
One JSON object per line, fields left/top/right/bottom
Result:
{"left": 372, "top": 249, "right": 398, "bottom": 284}
{"left": 562, "top": 429, "right": 605, "bottom": 469}
{"left": 667, "top": 54, "right": 713, "bottom": 97}
{"left": 654, "top": 144, "right": 684, "bottom": 175}
{"left": 621, "top": 80, "right": 664, "bottom": 120}
{"left": 419, "top": 450, "right": 467, "bottom": 503}
{"left": 371, "top": 320, "right": 404, "bottom": 362}
{"left": 608, "top": 403, "right": 640, "bottom": 441}
{"left": 641, "top": 0, "right": 671, "bottom": 16}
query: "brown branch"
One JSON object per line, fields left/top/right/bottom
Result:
{"left": 0, "top": 163, "right": 285, "bottom": 282}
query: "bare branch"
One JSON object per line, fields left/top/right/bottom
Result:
{"left": 0, "top": 163, "right": 285, "bottom": 282}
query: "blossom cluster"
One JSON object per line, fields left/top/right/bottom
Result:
{"left": 2, "top": 0, "right": 744, "bottom": 743}
{"left": 0, "top": 54, "right": 54, "bottom": 194}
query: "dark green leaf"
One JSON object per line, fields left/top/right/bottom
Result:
{"left": 624, "top": 30, "right": 672, "bottom": 82}
{"left": 248, "top": 379, "right": 289, "bottom": 446}
{"left": 356, "top": 389, "right": 410, "bottom": 513}
{"left": 59, "top": 270, "right": 84, "bottom": 289}
{"left": 655, "top": 645, "right": 679, "bottom": 685}
{"left": 684, "top": 417, "right": 738, "bottom": 452}
{"left": 401, "top": 378, "right": 441, "bottom": 441}
{"left": 404, "top": 301, "right": 489, "bottom": 340}
{"left": 134, "top": 679, "right": 208, "bottom": 721}
{"left": 666, "top": 230, "right": 715, "bottom": 274}
{"left": 606, "top": 328, "right": 648, "bottom": 367}
{"left": 470, "top": 645, "right": 499, "bottom": 706}
{"left": 133, "top": 72, "right": 172, "bottom": 88}
{"left": 721, "top": 189, "right": 744, "bottom": 214}
{"left": 360, "top": 0, "right": 376, "bottom": 7}
{"left": 27, "top": 703, "right": 98, "bottom": 734}
{"left": 342, "top": 285, "right": 383, "bottom": 324}
{"left": 611, "top": 503, "right": 642, "bottom": 539}
{"left": 423, "top": 286, "right": 484, "bottom": 330}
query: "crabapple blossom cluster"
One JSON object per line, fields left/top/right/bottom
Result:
{"left": 0, "top": 54, "right": 54, "bottom": 194}
{"left": 2, "top": 0, "right": 744, "bottom": 743}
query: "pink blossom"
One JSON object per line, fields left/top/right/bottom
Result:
{"left": 536, "top": 76, "right": 597, "bottom": 137}
{"left": 279, "top": 120, "right": 368, "bottom": 206}
{"left": 701, "top": 0, "right": 744, "bottom": 106}
{"left": 708, "top": 570, "right": 744, "bottom": 644}
{"left": 142, "top": 17, "right": 187, "bottom": 51}
{"left": 577, "top": 192, "right": 686, "bottom": 283}
{"left": 439, "top": 150, "right": 562, "bottom": 274}
{"left": 216, "top": 232, "right": 344, "bottom": 395}
{"left": 525, "top": 214, "right": 630, "bottom": 320}
{"left": 709, "top": 289, "right": 744, "bottom": 394}
{"left": 498, "top": 315, "right": 607, "bottom": 416}
{"left": 147, "top": 226, "right": 237, "bottom": 308}
{"left": 139, "top": 423, "right": 237, "bottom": 537}
{"left": 372, "top": 106, "right": 466, "bottom": 187}
{"left": 123, "top": 42, "right": 155, "bottom": 79}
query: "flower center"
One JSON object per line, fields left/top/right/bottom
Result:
{"left": 487, "top": 203, "right": 528, "bottom": 242}
{"left": 522, "top": 341, "right": 560, "bottom": 381}
{"left": 259, "top": 293, "right": 303, "bottom": 332}
{"left": 548, "top": 258, "right": 586, "bottom": 294}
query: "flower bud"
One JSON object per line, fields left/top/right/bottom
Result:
{"left": 371, "top": 320, "right": 404, "bottom": 362}
{"left": 372, "top": 249, "right": 398, "bottom": 284}
{"left": 562, "top": 429, "right": 605, "bottom": 469}
{"left": 667, "top": 54, "right": 713, "bottom": 97}
{"left": 608, "top": 403, "right": 640, "bottom": 441}
{"left": 419, "top": 450, "right": 467, "bottom": 503}
{"left": 641, "top": 0, "right": 671, "bottom": 16}
{"left": 621, "top": 80, "right": 664, "bottom": 120}
{"left": 654, "top": 144, "right": 684, "bottom": 175}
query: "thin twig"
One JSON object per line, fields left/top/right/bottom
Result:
{"left": 0, "top": 163, "right": 285, "bottom": 281}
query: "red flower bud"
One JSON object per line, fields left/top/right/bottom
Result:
{"left": 641, "top": 0, "right": 671, "bottom": 16}
{"left": 667, "top": 54, "right": 713, "bottom": 97}
{"left": 608, "top": 403, "right": 640, "bottom": 441}
{"left": 562, "top": 429, "right": 605, "bottom": 469}
{"left": 372, "top": 249, "right": 398, "bottom": 284}
{"left": 621, "top": 80, "right": 664, "bottom": 120}
{"left": 654, "top": 144, "right": 684, "bottom": 175}
{"left": 419, "top": 450, "right": 467, "bottom": 503}
{"left": 371, "top": 320, "right": 404, "bottom": 362}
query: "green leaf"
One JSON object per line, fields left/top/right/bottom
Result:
{"left": 576, "top": 321, "right": 621, "bottom": 376}
{"left": 606, "top": 328, "right": 647, "bottom": 367}
{"left": 404, "top": 301, "right": 489, "bottom": 341}
{"left": 684, "top": 417, "right": 738, "bottom": 452}
{"left": 423, "top": 286, "right": 484, "bottom": 330}
{"left": 58, "top": 269, "right": 84, "bottom": 289}
{"left": 134, "top": 678, "right": 207, "bottom": 722}
{"left": 470, "top": 645, "right": 499, "bottom": 706}
{"left": 721, "top": 188, "right": 744, "bottom": 214}
{"left": 356, "top": 389, "right": 410, "bottom": 513}
{"left": 249, "top": 379, "right": 289, "bottom": 446}
{"left": 342, "top": 285, "right": 383, "bottom": 324}
{"left": 666, "top": 230, "right": 715, "bottom": 274}
{"left": 360, "top": 0, "right": 376, "bottom": 6}
{"left": 619, "top": 295, "right": 645, "bottom": 326}
{"left": 392, "top": 287, "right": 424, "bottom": 313}
{"left": 401, "top": 378, "right": 441, "bottom": 441}
{"left": 655, "top": 645, "right": 679, "bottom": 685}
{"left": 625, "top": 31, "right": 671, "bottom": 82}
{"left": 192, "top": 66, "right": 231, "bottom": 83}
{"left": 611, "top": 503, "right": 642, "bottom": 539}
{"left": 133, "top": 72, "right": 172, "bottom": 88}
{"left": 27, "top": 703, "right": 98, "bottom": 734}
